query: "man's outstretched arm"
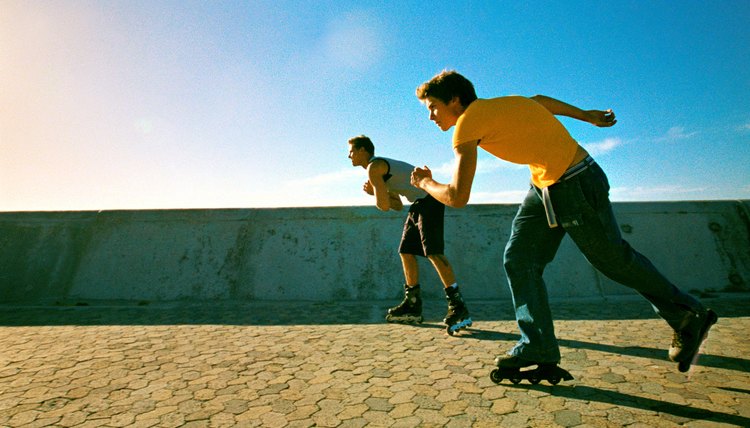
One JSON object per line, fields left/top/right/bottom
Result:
{"left": 531, "top": 95, "right": 617, "bottom": 127}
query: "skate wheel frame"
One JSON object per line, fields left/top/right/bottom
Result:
{"left": 385, "top": 314, "right": 423, "bottom": 324}
{"left": 489, "top": 365, "right": 573, "bottom": 385}
{"left": 446, "top": 318, "right": 473, "bottom": 336}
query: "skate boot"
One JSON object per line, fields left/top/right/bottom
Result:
{"left": 444, "top": 286, "right": 472, "bottom": 335}
{"left": 668, "top": 308, "right": 718, "bottom": 372}
{"left": 385, "top": 284, "right": 423, "bottom": 324}
{"left": 490, "top": 355, "right": 573, "bottom": 385}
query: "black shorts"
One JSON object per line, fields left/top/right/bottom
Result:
{"left": 398, "top": 194, "right": 445, "bottom": 256}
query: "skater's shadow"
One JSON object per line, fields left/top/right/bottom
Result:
{"left": 508, "top": 383, "right": 750, "bottom": 427}
{"left": 407, "top": 322, "right": 519, "bottom": 341}
{"left": 556, "top": 339, "right": 750, "bottom": 374}
{"left": 447, "top": 325, "right": 748, "bottom": 373}
{"left": 455, "top": 328, "right": 518, "bottom": 341}
{"left": 719, "top": 386, "right": 750, "bottom": 395}
{"left": 414, "top": 322, "right": 749, "bottom": 373}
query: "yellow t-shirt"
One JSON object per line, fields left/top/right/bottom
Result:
{"left": 453, "top": 96, "right": 579, "bottom": 188}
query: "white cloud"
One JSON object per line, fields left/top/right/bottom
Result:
{"left": 322, "top": 10, "right": 385, "bottom": 70}
{"left": 581, "top": 137, "right": 624, "bottom": 157}
{"left": 286, "top": 168, "right": 363, "bottom": 188}
{"left": 654, "top": 126, "right": 698, "bottom": 143}
{"left": 244, "top": 168, "right": 371, "bottom": 208}
{"left": 610, "top": 185, "right": 712, "bottom": 201}
{"left": 469, "top": 190, "right": 529, "bottom": 204}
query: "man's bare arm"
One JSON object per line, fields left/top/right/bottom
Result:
{"left": 367, "top": 160, "right": 392, "bottom": 211}
{"left": 531, "top": 95, "right": 616, "bottom": 127}
{"left": 411, "top": 141, "right": 477, "bottom": 208}
{"left": 388, "top": 193, "right": 403, "bottom": 211}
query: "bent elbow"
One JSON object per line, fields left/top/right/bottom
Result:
{"left": 448, "top": 193, "right": 470, "bottom": 209}
{"left": 452, "top": 199, "right": 469, "bottom": 209}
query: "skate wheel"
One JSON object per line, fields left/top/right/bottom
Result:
{"left": 489, "top": 369, "right": 503, "bottom": 384}
{"left": 548, "top": 376, "right": 561, "bottom": 385}
{"left": 446, "top": 325, "right": 455, "bottom": 336}
{"left": 678, "top": 361, "right": 690, "bottom": 373}
{"left": 510, "top": 376, "right": 522, "bottom": 384}
{"left": 529, "top": 376, "right": 541, "bottom": 385}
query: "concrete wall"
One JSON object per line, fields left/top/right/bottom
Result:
{"left": 1, "top": 201, "right": 748, "bottom": 304}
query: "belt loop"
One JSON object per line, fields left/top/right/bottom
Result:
{"left": 542, "top": 187, "right": 558, "bottom": 228}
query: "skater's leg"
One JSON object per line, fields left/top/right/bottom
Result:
{"left": 397, "top": 201, "right": 423, "bottom": 290}
{"left": 551, "top": 163, "right": 705, "bottom": 330}
{"left": 426, "top": 254, "right": 456, "bottom": 288}
{"left": 400, "top": 253, "right": 420, "bottom": 287}
{"left": 389, "top": 203, "right": 425, "bottom": 323}
{"left": 503, "top": 187, "right": 567, "bottom": 363}
{"left": 428, "top": 254, "right": 472, "bottom": 334}
{"left": 418, "top": 194, "right": 472, "bottom": 334}
{"left": 427, "top": 255, "right": 472, "bottom": 334}
{"left": 389, "top": 250, "right": 423, "bottom": 323}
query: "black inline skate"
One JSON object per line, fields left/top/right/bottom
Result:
{"left": 385, "top": 284, "right": 423, "bottom": 324}
{"left": 444, "top": 286, "right": 472, "bottom": 335}
{"left": 669, "top": 309, "right": 718, "bottom": 372}
{"left": 490, "top": 355, "right": 573, "bottom": 385}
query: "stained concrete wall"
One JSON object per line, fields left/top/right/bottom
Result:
{"left": 1, "top": 201, "right": 748, "bottom": 304}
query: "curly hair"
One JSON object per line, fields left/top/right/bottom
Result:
{"left": 416, "top": 70, "right": 477, "bottom": 107}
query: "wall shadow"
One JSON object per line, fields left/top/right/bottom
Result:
{"left": 1, "top": 297, "right": 747, "bottom": 374}
{"left": 1, "top": 295, "right": 746, "bottom": 326}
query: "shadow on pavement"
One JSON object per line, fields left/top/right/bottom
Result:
{"left": 451, "top": 327, "right": 750, "bottom": 374}
{"left": 502, "top": 383, "right": 750, "bottom": 427}
{"left": 1, "top": 297, "right": 747, "bottom": 375}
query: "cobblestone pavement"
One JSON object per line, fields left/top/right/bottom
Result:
{"left": 0, "top": 294, "right": 748, "bottom": 427}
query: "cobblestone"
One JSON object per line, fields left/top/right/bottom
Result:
{"left": 0, "top": 294, "right": 748, "bottom": 427}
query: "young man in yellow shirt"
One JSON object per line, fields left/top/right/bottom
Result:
{"left": 411, "top": 70, "right": 716, "bottom": 383}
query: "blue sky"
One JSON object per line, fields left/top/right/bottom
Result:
{"left": 2, "top": 1, "right": 749, "bottom": 211}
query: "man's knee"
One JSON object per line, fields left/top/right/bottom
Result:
{"left": 580, "top": 239, "right": 634, "bottom": 272}
{"left": 427, "top": 254, "right": 449, "bottom": 266}
{"left": 400, "top": 253, "right": 418, "bottom": 263}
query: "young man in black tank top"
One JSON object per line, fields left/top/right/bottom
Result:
{"left": 348, "top": 135, "right": 472, "bottom": 335}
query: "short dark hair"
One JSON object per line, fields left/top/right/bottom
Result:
{"left": 348, "top": 135, "right": 374, "bottom": 156}
{"left": 416, "top": 70, "right": 477, "bottom": 107}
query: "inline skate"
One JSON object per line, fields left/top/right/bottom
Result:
{"left": 385, "top": 284, "right": 423, "bottom": 324}
{"left": 444, "top": 286, "right": 472, "bottom": 335}
{"left": 669, "top": 309, "right": 718, "bottom": 372}
{"left": 490, "top": 355, "right": 573, "bottom": 385}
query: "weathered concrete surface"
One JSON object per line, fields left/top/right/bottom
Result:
{"left": 1, "top": 201, "right": 748, "bottom": 303}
